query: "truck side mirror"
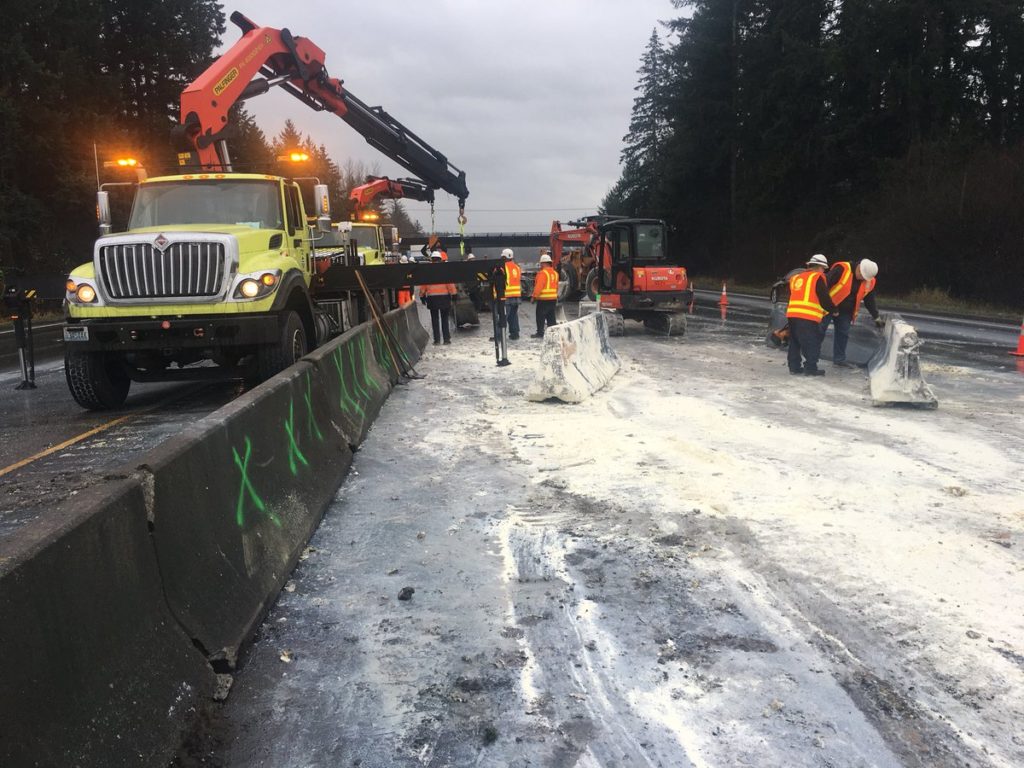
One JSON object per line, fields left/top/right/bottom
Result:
{"left": 314, "top": 184, "right": 331, "bottom": 233}
{"left": 97, "top": 191, "right": 112, "bottom": 236}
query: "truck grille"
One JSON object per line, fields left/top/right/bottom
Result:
{"left": 98, "top": 242, "right": 226, "bottom": 300}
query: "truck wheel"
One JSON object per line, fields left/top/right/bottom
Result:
{"left": 65, "top": 350, "right": 130, "bottom": 410}
{"left": 256, "top": 310, "right": 307, "bottom": 381}
{"left": 557, "top": 265, "right": 578, "bottom": 302}
{"left": 585, "top": 268, "right": 600, "bottom": 301}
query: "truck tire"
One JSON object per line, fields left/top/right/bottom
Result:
{"left": 557, "top": 264, "right": 578, "bottom": 302}
{"left": 65, "top": 350, "right": 131, "bottom": 410}
{"left": 256, "top": 310, "right": 307, "bottom": 381}
{"left": 585, "top": 268, "right": 600, "bottom": 301}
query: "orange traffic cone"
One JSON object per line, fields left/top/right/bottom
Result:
{"left": 718, "top": 281, "right": 729, "bottom": 306}
{"left": 1011, "top": 312, "right": 1024, "bottom": 357}
{"left": 688, "top": 283, "right": 696, "bottom": 314}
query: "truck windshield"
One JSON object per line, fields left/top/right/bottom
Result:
{"left": 128, "top": 180, "right": 284, "bottom": 230}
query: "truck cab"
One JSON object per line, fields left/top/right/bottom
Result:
{"left": 63, "top": 173, "right": 328, "bottom": 409}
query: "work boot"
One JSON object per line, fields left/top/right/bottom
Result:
{"left": 789, "top": 368, "right": 804, "bottom": 375}
{"left": 804, "top": 368, "right": 825, "bottom": 376}
{"left": 531, "top": 333, "right": 544, "bottom": 339}
{"left": 834, "top": 360, "right": 855, "bottom": 368}
{"left": 443, "top": 339, "right": 451, "bottom": 345}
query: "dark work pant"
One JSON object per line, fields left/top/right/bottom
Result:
{"left": 426, "top": 296, "right": 452, "bottom": 343}
{"left": 788, "top": 317, "right": 823, "bottom": 372}
{"left": 535, "top": 300, "right": 557, "bottom": 335}
{"left": 819, "top": 312, "right": 853, "bottom": 362}
{"left": 505, "top": 298, "right": 520, "bottom": 338}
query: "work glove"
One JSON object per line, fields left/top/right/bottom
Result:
{"left": 874, "top": 316, "right": 885, "bottom": 328}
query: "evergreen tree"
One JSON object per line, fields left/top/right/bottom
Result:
{"left": 613, "top": 29, "right": 670, "bottom": 216}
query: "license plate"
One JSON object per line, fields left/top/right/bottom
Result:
{"left": 63, "top": 326, "right": 89, "bottom": 342}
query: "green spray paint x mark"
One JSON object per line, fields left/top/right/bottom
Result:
{"left": 372, "top": 328, "right": 394, "bottom": 374}
{"left": 356, "top": 334, "right": 382, "bottom": 393}
{"left": 283, "top": 398, "right": 309, "bottom": 476}
{"left": 332, "top": 345, "right": 364, "bottom": 417}
{"left": 232, "top": 436, "right": 281, "bottom": 528}
{"left": 303, "top": 372, "right": 323, "bottom": 442}
{"left": 348, "top": 337, "right": 372, "bottom": 402}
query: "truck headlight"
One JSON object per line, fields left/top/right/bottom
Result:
{"left": 67, "top": 279, "right": 100, "bottom": 304}
{"left": 231, "top": 270, "right": 281, "bottom": 300}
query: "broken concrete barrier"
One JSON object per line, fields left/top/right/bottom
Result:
{"left": 526, "top": 311, "right": 621, "bottom": 403}
{"left": 867, "top": 314, "right": 938, "bottom": 408}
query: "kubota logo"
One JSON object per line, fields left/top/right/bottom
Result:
{"left": 213, "top": 67, "right": 240, "bottom": 96}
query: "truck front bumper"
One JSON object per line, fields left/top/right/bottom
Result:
{"left": 62, "top": 314, "right": 280, "bottom": 352}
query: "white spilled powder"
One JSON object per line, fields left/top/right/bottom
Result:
{"left": 413, "top": 309, "right": 1024, "bottom": 764}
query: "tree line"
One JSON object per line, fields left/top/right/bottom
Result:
{"left": 604, "top": 1, "right": 1024, "bottom": 304}
{"left": 0, "top": 0, "right": 421, "bottom": 284}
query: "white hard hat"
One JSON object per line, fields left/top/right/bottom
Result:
{"left": 467, "top": 253, "right": 475, "bottom": 260}
{"left": 399, "top": 255, "right": 409, "bottom": 263}
{"left": 501, "top": 248, "right": 514, "bottom": 260}
{"left": 858, "top": 259, "right": 878, "bottom": 280}
{"left": 806, "top": 253, "right": 828, "bottom": 268}
{"left": 539, "top": 254, "right": 553, "bottom": 264}
{"left": 430, "top": 251, "right": 443, "bottom": 261}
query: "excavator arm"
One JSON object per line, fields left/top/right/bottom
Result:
{"left": 177, "top": 11, "right": 468, "bottom": 213}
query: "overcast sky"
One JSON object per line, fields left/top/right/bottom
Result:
{"left": 226, "top": 1, "right": 675, "bottom": 233}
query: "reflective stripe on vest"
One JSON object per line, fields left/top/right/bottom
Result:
{"left": 504, "top": 262, "right": 522, "bottom": 298}
{"left": 786, "top": 270, "right": 827, "bottom": 321}
{"left": 419, "top": 282, "right": 455, "bottom": 297}
{"left": 851, "top": 277, "right": 876, "bottom": 322}
{"left": 534, "top": 266, "right": 558, "bottom": 300}
{"left": 828, "top": 261, "right": 854, "bottom": 303}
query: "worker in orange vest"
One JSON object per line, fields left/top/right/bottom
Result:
{"left": 531, "top": 252, "right": 559, "bottom": 338}
{"left": 418, "top": 251, "right": 457, "bottom": 345}
{"left": 821, "top": 258, "right": 880, "bottom": 368}
{"left": 785, "top": 254, "right": 835, "bottom": 376}
{"left": 396, "top": 255, "right": 413, "bottom": 306}
{"left": 501, "top": 248, "right": 523, "bottom": 340}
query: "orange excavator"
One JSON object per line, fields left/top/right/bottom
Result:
{"left": 549, "top": 216, "right": 691, "bottom": 335}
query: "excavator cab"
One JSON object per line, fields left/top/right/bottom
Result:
{"left": 593, "top": 219, "right": 673, "bottom": 294}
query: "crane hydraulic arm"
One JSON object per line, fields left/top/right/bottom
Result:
{"left": 349, "top": 176, "right": 435, "bottom": 213}
{"left": 177, "top": 11, "right": 469, "bottom": 214}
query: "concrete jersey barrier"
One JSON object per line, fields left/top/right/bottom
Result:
{"left": 867, "top": 314, "right": 938, "bottom": 408}
{"left": 0, "top": 479, "right": 214, "bottom": 768}
{"left": 525, "top": 311, "right": 621, "bottom": 403}
{"left": 0, "top": 303, "right": 427, "bottom": 765}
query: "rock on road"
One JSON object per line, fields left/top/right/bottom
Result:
{"left": 180, "top": 307, "right": 1024, "bottom": 767}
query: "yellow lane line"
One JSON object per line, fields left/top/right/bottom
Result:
{"left": 0, "top": 415, "right": 135, "bottom": 478}
{"left": 0, "top": 384, "right": 206, "bottom": 479}
{"left": 0, "top": 417, "right": 136, "bottom": 479}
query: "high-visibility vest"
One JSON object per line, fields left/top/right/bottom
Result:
{"left": 828, "top": 261, "right": 876, "bottom": 320}
{"left": 533, "top": 265, "right": 559, "bottom": 301}
{"left": 504, "top": 261, "right": 522, "bottom": 298}
{"left": 786, "top": 270, "right": 828, "bottom": 321}
{"left": 418, "top": 282, "right": 456, "bottom": 298}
